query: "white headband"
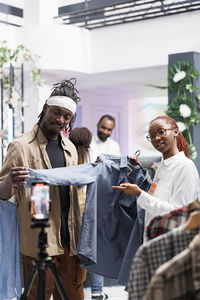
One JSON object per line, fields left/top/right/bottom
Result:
{"left": 46, "top": 96, "right": 77, "bottom": 115}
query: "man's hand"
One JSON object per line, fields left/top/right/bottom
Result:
{"left": 112, "top": 182, "right": 142, "bottom": 196}
{"left": 129, "top": 156, "right": 141, "bottom": 167}
{"left": 94, "top": 157, "right": 101, "bottom": 163}
{"left": 6, "top": 167, "right": 30, "bottom": 185}
{"left": 0, "top": 167, "right": 30, "bottom": 200}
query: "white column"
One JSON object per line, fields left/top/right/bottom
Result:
{"left": 24, "top": 0, "right": 58, "bottom": 26}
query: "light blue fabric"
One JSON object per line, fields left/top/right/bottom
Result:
{"left": 89, "top": 272, "right": 104, "bottom": 294}
{"left": 0, "top": 201, "right": 22, "bottom": 300}
{"left": 25, "top": 154, "right": 151, "bottom": 285}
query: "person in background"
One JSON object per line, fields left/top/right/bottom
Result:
{"left": 69, "top": 126, "right": 109, "bottom": 300}
{"left": 69, "top": 127, "right": 92, "bottom": 214}
{"left": 69, "top": 127, "right": 92, "bottom": 165}
{"left": 0, "top": 79, "right": 86, "bottom": 300}
{"left": 87, "top": 114, "right": 120, "bottom": 300}
{"left": 113, "top": 115, "right": 199, "bottom": 229}
{"left": 89, "top": 114, "right": 120, "bottom": 163}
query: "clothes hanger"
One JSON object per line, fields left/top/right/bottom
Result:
{"left": 183, "top": 180, "right": 200, "bottom": 231}
{"left": 187, "top": 199, "right": 200, "bottom": 213}
{"left": 128, "top": 150, "right": 141, "bottom": 167}
{"left": 184, "top": 200, "right": 200, "bottom": 231}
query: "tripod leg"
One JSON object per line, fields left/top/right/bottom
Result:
{"left": 36, "top": 260, "right": 46, "bottom": 300}
{"left": 47, "top": 259, "right": 69, "bottom": 300}
{"left": 20, "top": 261, "right": 37, "bottom": 300}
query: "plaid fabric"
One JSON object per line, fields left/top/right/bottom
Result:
{"left": 128, "top": 226, "right": 200, "bottom": 300}
{"left": 145, "top": 206, "right": 189, "bottom": 241}
{"left": 144, "top": 234, "right": 200, "bottom": 300}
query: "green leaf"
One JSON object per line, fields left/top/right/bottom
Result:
{"left": 191, "top": 72, "right": 198, "bottom": 78}
{"left": 166, "top": 95, "right": 200, "bottom": 127}
{"left": 0, "top": 39, "right": 45, "bottom": 94}
{"left": 168, "top": 60, "right": 198, "bottom": 94}
{"left": 186, "top": 84, "right": 199, "bottom": 93}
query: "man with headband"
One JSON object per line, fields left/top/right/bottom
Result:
{"left": 0, "top": 79, "right": 86, "bottom": 300}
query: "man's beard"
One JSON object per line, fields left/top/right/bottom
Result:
{"left": 97, "top": 130, "right": 109, "bottom": 142}
{"left": 45, "top": 122, "right": 63, "bottom": 139}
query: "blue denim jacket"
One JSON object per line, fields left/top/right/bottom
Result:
{"left": 0, "top": 201, "right": 21, "bottom": 299}
{"left": 26, "top": 154, "right": 151, "bottom": 285}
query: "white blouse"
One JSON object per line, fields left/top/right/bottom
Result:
{"left": 137, "top": 151, "right": 199, "bottom": 227}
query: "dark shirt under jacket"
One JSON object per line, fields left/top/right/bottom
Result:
{"left": 46, "top": 137, "right": 70, "bottom": 244}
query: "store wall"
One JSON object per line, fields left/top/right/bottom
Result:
{"left": 90, "top": 11, "right": 200, "bottom": 72}
{"left": 1, "top": 10, "right": 198, "bottom": 74}
{"left": 80, "top": 91, "right": 129, "bottom": 155}
{"left": 1, "top": 9, "right": 200, "bottom": 158}
{"left": 1, "top": 10, "right": 200, "bottom": 74}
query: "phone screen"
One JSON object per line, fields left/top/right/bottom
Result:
{"left": 30, "top": 183, "right": 50, "bottom": 220}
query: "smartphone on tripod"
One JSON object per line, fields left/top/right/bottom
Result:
{"left": 21, "top": 183, "right": 69, "bottom": 300}
{"left": 30, "top": 183, "right": 51, "bottom": 221}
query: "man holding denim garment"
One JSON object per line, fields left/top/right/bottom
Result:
{"left": 0, "top": 79, "right": 86, "bottom": 300}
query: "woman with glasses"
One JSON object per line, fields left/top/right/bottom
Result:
{"left": 113, "top": 115, "right": 199, "bottom": 227}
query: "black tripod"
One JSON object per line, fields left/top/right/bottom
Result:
{"left": 20, "top": 219, "right": 69, "bottom": 300}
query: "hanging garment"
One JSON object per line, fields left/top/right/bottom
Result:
{"left": 144, "top": 234, "right": 200, "bottom": 300}
{"left": 81, "top": 159, "right": 151, "bottom": 286}
{"left": 128, "top": 225, "right": 200, "bottom": 300}
{"left": 0, "top": 201, "right": 22, "bottom": 300}
{"left": 145, "top": 206, "right": 189, "bottom": 241}
{"left": 25, "top": 154, "right": 152, "bottom": 286}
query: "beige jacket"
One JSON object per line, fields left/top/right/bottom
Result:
{"left": 0, "top": 124, "right": 82, "bottom": 258}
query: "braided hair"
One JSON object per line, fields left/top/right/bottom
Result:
{"left": 150, "top": 115, "right": 190, "bottom": 158}
{"left": 30, "top": 78, "right": 80, "bottom": 143}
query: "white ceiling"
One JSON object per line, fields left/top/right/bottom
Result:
{"left": 1, "top": 0, "right": 169, "bottom": 100}
{"left": 42, "top": 64, "right": 168, "bottom": 99}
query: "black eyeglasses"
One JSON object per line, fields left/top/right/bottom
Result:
{"left": 146, "top": 128, "right": 175, "bottom": 142}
